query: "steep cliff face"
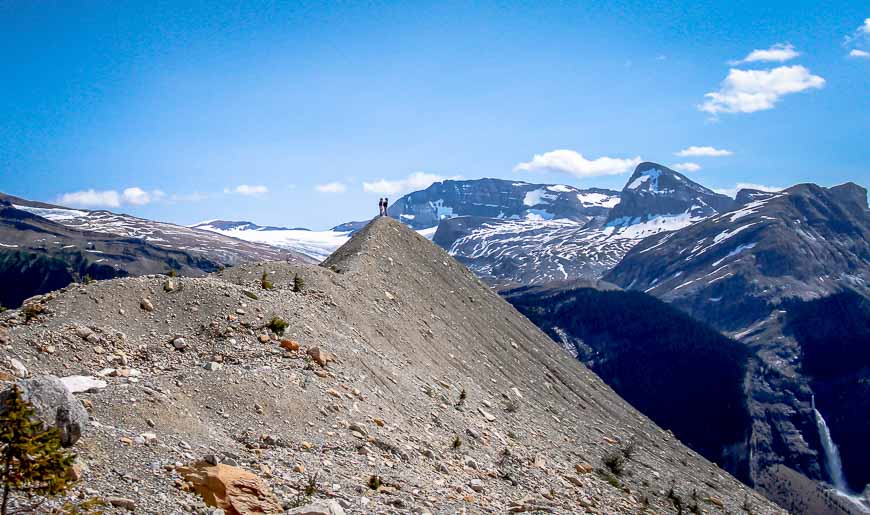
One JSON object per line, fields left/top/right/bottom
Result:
{"left": 605, "top": 182, "right": 870, "bottom": 504}
{"left": 504, "top": 284, "right": 754, "bottom": 483}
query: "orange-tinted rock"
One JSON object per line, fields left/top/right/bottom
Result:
{"left": 178, "top": 461, "right": 282, "bottom": 515}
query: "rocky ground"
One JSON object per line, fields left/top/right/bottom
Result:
{"left": 0, "top": 217, "right": 783, "bottom": 514}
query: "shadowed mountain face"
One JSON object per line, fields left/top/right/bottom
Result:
{"left": 0, "top": 199, "right": 221, "bottom": 308}
{"left": 504, "top": 284, "right": 753, "bottom": 483}
{"left": 0, "top": 192, "right": 304, "bottom": 266}
{"left": 605, "top": 182, "right": 870, "bottom": 505}
{"left": 606, "top": 183, "right": 870, "bottom": 329}
{"left": 0, "top": 193, "right": 307, "bottom": 308}
{"left": 783, "top": 291, "right": 870, "bottom": 493}
{"left": 0, "top": 216, "right": 782, "bottom": 513}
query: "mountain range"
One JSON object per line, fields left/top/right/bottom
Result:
{"left": 1, "top": 161, "right": 868, "bottom": 513}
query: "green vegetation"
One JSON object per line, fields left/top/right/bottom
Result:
{"left": 260, "top": 271, "right": 273, "bottom": 290}
{"left": 451, "top": 435, "right": 462, "bottom": 449}
{"left": 292, "top": 274, "right": 304, "bottom": 293}
{"left": 367, "top": 475, "right": 381, "bottom": 490}
{"left": 1, "top": 386, "right": 76, "bottom": 514}
{"left": 267, "top": 316, "right": 288, "bottom": 336}
{"left": 602, "top": 450, "right": 626, "bottom": 476}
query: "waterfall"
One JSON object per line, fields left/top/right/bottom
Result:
{"left": 812, "top": 395, "right": 848, "bottom": 492}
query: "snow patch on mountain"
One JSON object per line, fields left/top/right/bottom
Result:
{"left": 523, "top": 189, "right": 556, "bottom": 206}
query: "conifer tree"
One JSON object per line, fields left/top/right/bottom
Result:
{"left": 293, "top": 274, "right": 304, "bottom": 293}
{"left": 1, "top": 386, "right": 76, "bottom": 514}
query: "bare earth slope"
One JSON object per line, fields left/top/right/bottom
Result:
{"left": 0, "top": 217, "right": 781, "bottom": 513}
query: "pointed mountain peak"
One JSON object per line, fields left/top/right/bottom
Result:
{"left": 607, "top": 162, "right": 734, "bottom": 225}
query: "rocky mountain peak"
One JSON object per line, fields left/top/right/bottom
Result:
{"left": 387, "top": 178, "right": 620, "bottom": 229}
{"left": 607, "top": 162, "right": 734, "bottom": 225}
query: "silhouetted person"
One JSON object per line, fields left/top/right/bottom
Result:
{"left": 384, "top": 198, "right": 389, "bottom": 217}
{"left": 378, "top": 198, "right": 385, "bottom": 216}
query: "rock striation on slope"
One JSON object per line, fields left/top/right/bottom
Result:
{"left": 0, "top": 217, "right": 781, "bottom": 513}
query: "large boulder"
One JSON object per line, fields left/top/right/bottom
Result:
{"left": 0, "top": 376, "right": 89, "bottom": 447}
{"left": 177, "top": 461, "right": 282, "bottom": 515}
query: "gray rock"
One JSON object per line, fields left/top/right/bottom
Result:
{"left": 285, "top": 500, "right": 346, "bottom": 515}
{"left": 0, "top": 376, "right": 88, "bottom": 447}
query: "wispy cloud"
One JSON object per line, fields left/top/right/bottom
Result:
{"left": 714, "top": 183, "right": 783, "bottom": 198}
{"left": 671, "top": 162, "right": 701, "bottom": 173}
{"left": 699, "top": 65, "right": 825, "bottom": 115}
{"left": 57, "top": 189, "right": 122, "bottom": 208}
{"left": 58, "top": 187, "right": 166, "bottom": 208}
{"left": 843, "top": 18, "right": 870, "bottom": 59}
{"left": 729, "top": 43, "right": 800, "bottom": 65}
{"left": 315, "top": 182, "right": 347, "bottom": 193}
{"left": 675, "top": 146, "right": 733, "bottom": 157}
{"left": 224, "top": 184, "right": 269, "bottom": 196}
{"left": 363, "top": 172, "right": 459, "bottom": 195}
{"left": 514, "top": 150, "right": 641, "bottom": 178}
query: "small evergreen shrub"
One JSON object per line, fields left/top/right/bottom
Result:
{"left": 292, "top": 274, "right": 304, "bottom": 293}
{"left": 268, "top": 316, "right": 288, "bottom": 336}
{"left": 261, "top": 271, "right": 273, "bottom": 290}
{"left": 1, "top": 386, "right": 76, "bottom": 514}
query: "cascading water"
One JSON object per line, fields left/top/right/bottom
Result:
{"left": 812, "top": 395, "right": 848, "bottom": 492}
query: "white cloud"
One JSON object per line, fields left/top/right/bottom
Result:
{"left": 122, "top": 187, "right": 165, "bottom": 205}
{"left": 671, "top": 162, "right": 701, "bottom": 173}
{"left": 699, "top": 65, "right": 825, "bottom": 115}
{"left": 315, "top": 182, "right": 347, "bottom": 193}
{"left": 225, "top": 184, "right": 269, "bottom": 196}
{"left": 57, "top": 189, "right": 121, "bottom": 208}
{"left": 849, "top": 49, "right": 870, "bottom": 58}
{"left": 865, "top": 18, "right": 870, "bottom": 34}
{"left": 714, "top": 183, "right": 783, "bottom": 198}
{"left": 514, "top": 150, "right": 642, "bottom": 178}
{"left": 362, "top": 172, "right": 460, "bottom": 195}
{"left": 730, "top": 43, "right": 800, "bottom": 64}
{"left": 675, "top": 146, "right": 733, "bottom": 157}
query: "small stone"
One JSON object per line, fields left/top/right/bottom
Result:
{"left": 258, "top": 334, "right": 270, "bottom": 343}
{"left": 327, "top": 389, "right": 342, "bottom": 399}
{"left": 307, "top": 347, "right": 331, "bottom": 367}
{"left": 575, "top": 462, "right": 594, "bottom": 474}
{"left": 205, "top": 362, "right": 223, "bottom": 372}
{"left": 172, "top": 337, "right": 187, "bottom": 350}
{"left": 469, "top": 479, "right": 484, "bottom": 493}
{"left": 163, "top": 279, "right": 177, "bottom": 292}
{"left": 7, "top": 358, "right": 28, "bottom": 378}
{"left": 280, "top": 339, "right": 300, "bottom": 351}
{"left": 139, "top": 298, "right": 154, "bottom": 312}
{"left": 373, "top": 417, "right": 385, "bottom": 427}
{"left": 293, "top": 463, "right": 305, "bottom": 473}
{"left": 478, "top": 407, "right": 496, "bottom": 422}
{"left": 106, "top": 497, "right": 137, "bottom": 510}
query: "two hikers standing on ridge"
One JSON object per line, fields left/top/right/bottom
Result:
{"left": 378, "top": 198, "right": 390, "bottom": 217}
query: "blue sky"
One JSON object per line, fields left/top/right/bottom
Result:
{"left": 1, "top": 1, "right": 868, "bottom": 229}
